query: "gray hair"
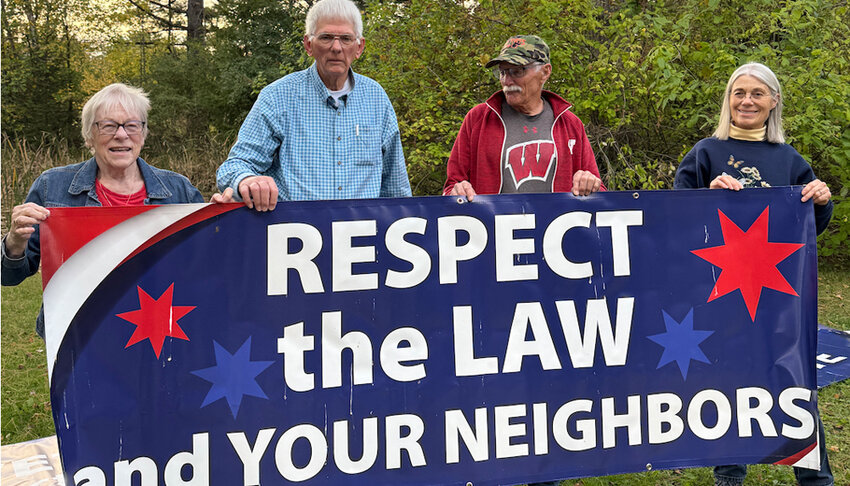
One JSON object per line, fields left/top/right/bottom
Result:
{"left": 305, "top": 0, "right": 363, "bottom": 38}
{"left": 81, "top": 83, "right": 151, "bottom": 147}
{"left": 713, "top": 62, "right": 785, "bottom": 143}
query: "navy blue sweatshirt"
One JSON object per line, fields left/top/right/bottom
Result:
{"left": 674, "top": 137, "right": 834, "bottom": 235}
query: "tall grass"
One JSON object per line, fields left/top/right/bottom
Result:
{"left": 141, "top": 134, "right": 233, "bottom": 198}
{"left": 0, "top": 135, "right": 88, "bottom": 233}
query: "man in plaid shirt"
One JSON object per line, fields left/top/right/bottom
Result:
{"left": 217, "top": 0, "right": 411, "bottom": 210}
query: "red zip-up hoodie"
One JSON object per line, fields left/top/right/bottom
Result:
{"left": 443, "top": 90, "right": 603, "bottom": 195}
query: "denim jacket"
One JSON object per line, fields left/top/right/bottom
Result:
{"left": 1, "top": 157, "right": 204, "bottom": 336}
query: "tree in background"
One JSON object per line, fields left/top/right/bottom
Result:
{"left": 1, "top": 0, "right": 848, "bottom": 260}
{"left": 124, "top": 0, "right": 206, "bottom": 50}
{"left": 360, "top": 0, "right": 850, "bottom": 259}
{"left": 117, "top": 0, "right": 307, "bottom": 143}
{"left": 121, "top": 0, "right": 214, "bottom": 139}
{"left": 205, "top": 0, "right": 306, "bottom": 135}
{"left": 1, "top": 0, "right": 87, "bottom": 141}
{"left": 358, "top": 0, "right": 505, "bottom": 195}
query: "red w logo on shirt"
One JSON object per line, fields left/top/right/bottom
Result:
{"left": 504, "top": 141, "right": 557, "bottom": 187}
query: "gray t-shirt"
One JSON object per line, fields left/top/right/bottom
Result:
{"left": 499, "top": 99, "right": 557, "bottom": 193}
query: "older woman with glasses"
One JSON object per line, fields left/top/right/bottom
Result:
{"left": 674, "top": 62, "right": 834, "bottom": 486}
{"left": 2, "top": 82, "right": 231, "bottom": 337}
{"left": 675, "top": 62, "right": 833, "bottom": 233}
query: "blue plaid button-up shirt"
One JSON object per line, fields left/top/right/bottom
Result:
{"left": 217, "top": 63, "right": 411, "bottom": 201}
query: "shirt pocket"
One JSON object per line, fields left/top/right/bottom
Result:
{"left": 353, "top": 124, "right": 382, "bottom": 166}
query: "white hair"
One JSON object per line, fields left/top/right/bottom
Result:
{"left": 81, "top": 83, "right": 150, "bottom": 147}
{"left": 713, "top": 62, "right": 785, "bottom": 143}
{"left": 305, "top": 0, "right": 363, "bottom": 38}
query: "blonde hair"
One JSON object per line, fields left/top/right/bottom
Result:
{"left": 713, "top": 62, "right": 784, "bottom": 143}
{"left": 80, "top": 83, "right": 150, "bottom": 148}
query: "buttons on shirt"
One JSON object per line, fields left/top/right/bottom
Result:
{"left": 337, "top": 136, "right": 341, "bottom": 141}
{"left": 338, "top": 186, "right": 342, "bottom": 191}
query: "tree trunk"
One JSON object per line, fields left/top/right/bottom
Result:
{"left": 0, "top": 0, "right": 16, "bottom": 56}
{"left": 186, "top": 0, "right": 204, "bottom": 44}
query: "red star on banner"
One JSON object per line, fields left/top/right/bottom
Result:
{"left": 691, "top": 207, "right": 804, "bottom": 322}
{"left": 117, "top": 284, "right": 195, "bottom": 358}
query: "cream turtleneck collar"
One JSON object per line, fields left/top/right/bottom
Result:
{"left": 729, "top": 124, "right": 766, "bottom": 141}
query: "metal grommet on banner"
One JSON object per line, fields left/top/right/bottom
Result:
{"left": 645, "top": 463, "right": 652, "bottom": 470}
{"left": 457, "top": 197, "right": 466, "bottom": 204}
{"left": 466, "top": 482, "right": 473, "bottom": 486}
{"left": 633, "top": 192, "right": 640, "bottom": 199}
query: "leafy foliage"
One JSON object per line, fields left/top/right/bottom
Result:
{"left": 360, "top": 0, "right": 850, "bottom": 258}
{"left": 1, "top": 0, "right": 89, "bottom": 141}
{"left": 2, "top": 4, "right": 850, "bottom": 480}
{"left": 207, "top": 0, "right": 306, "bottom": 132}
{"left": 141, "top": 0, "right": 308, "bottom": 143}
{"left": 1, "top": 0, "right": 848, "bottom": 258}
{"left": 360, "top": 0, "right": 505, "bottom": 195}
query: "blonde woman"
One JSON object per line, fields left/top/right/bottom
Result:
{"left": 674, "top": 62, "right": 833, "bottom": 486}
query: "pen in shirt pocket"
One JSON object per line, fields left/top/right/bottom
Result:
{"left": 356, "top": 124, "right": 359, "bottom": 137}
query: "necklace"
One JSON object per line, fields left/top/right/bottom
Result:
{"left": 101, "top": 191, "right": 132, "bottom": 207}
{"left": 96, "top": 179, "right": 145, "bottom": 207}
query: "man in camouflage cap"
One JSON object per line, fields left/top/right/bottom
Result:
{"left": 443, "top": 35, "right": 603, "bottom": 200}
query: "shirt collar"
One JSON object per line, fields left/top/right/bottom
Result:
{"left": 68, "top": 157, "right": 172, "bottom": 200}
{"left": 308, "top": 63, "right": 357, "bottom": 106}
{"left": 729, "top": 124, "right": 767, "bottom": 142}
{"left": 68, "top": 158, "right": 100, "bottom": 194}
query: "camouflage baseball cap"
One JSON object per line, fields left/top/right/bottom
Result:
{"left": 485, "top": 35, "right": 550, "bottom": 68}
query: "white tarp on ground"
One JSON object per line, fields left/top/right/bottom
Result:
{"left": 0, "top": 436, "right": 63, "bottom": 485}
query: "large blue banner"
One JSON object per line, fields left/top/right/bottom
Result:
{"left": 42, "top": 188, "right": 821, "bottom": 486}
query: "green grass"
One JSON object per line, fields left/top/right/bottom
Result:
{"left": 1, "top": 275, "right": 53, "bottom": 443}
{"left": 2, "top": 269, "right": 848, "bottom": 485}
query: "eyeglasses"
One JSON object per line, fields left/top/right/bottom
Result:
{"left": 313, "top": 33, "right": 358, "bottom": 47}
{"left": 492, "top": 63, "right": 543, "bottom": 80}
{"left": 732, "top": 89, "right": 770, "bottom": 101}
{"left": 95, "top": 120, "right": 145, "bottom": 136}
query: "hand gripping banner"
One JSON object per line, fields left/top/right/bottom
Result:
{"left": 41, "top": 188, "right": 821, "bottom": 486}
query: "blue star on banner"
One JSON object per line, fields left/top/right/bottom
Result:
{"left": 647, "top": 309, "right": 714, "bottom": 380}
{"left": 190, "top": 337, "right": 274, "bottom": 418}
